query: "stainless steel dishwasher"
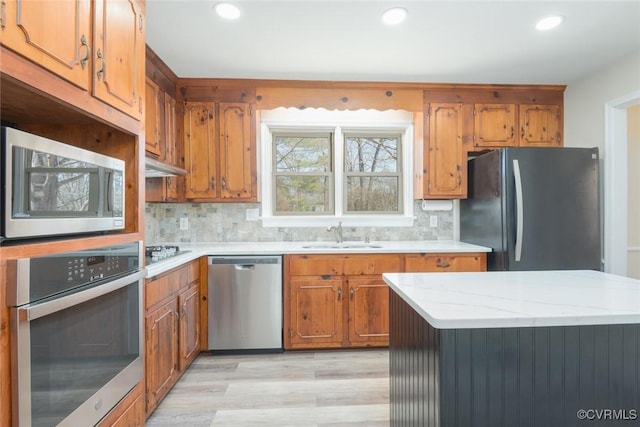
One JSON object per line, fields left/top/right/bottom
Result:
{"left": 207, "top": 255, "right": 283, "bottom": 352}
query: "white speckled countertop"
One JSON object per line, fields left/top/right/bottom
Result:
{"left": 144, "top": 240, "right": 490, "bottom": 278}
{"left": 383, "top": 270, "right": 640, "bottom": 329}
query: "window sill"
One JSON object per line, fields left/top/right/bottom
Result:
{"left": 261, "top": 215, "right": 415, "bottom": 228}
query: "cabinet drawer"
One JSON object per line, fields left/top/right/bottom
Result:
{"left": 404, "top": 253, "right": 486, "bottom": 272}
{"left": 146, "top": 270, "right": 180, "bottom": 309}
{"left": 287, "top": 254, "right": 403, "bottom": 276}
{"left": 343, "top": 255, "right": 402, "bottom": 275}
{"left": 179, "top": 259, "right": 200, "bottom": 289}
{"left": 288, "top": 255, "right": 345, "bottom": 276}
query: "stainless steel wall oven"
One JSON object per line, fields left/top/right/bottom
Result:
{"left": 8, "top": 241, "right": 144, "bottom": 427}
{"left": 1, "top": 126, "right": 125, "bottom": 241}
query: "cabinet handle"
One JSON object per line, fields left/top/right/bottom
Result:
{"left": 221, "top": 177, "right": 226, "bottom": 189}
{"left": 436, "top": 261, "right": 451, "bottom": 268}
{"left": 95, "top": 48, "right": 106, "bottom": 81}
{"left": 337, "top": 287, "right": 342, "bottom": 301}
{"left": 1, "top": 0, "right": 6, "bottom": 29}
{"left": 350, "top": 287, "right": 354, "bottom": 301}
{"left": 79, "top": 34, "right": 91, "bottom": 70}
{"left": 211, "top": 177, "right": 216, "bottom": 190}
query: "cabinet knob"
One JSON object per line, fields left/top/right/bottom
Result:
{"left": 337, "top": 287, "right": 342, "bottom": 301}
{"left": 221, "top": 177, "right": 226, "bottom": 189}
{"left": 350, "top": 287, "right": 354, "bottom": 301}
{"left": 211, "top": 177, "right": 216, "bottom": 190}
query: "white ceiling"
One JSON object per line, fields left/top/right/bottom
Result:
{"left": 145, "top": 0, "right": 640, "bottom": 84}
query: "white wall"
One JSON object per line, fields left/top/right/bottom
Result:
{"left": 628, "top": 104, "right": 640, "bottom": 279}
{"left": 564, "top": 50, "right": 640, "bottom": 150}
{"left": 564, "top": 49, "right": 640, "bottom": 274}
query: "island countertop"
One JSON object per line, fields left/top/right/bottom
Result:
{"left": 383, "top": 270, "right": 640, "bottom": 329}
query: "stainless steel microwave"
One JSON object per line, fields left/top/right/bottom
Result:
{"left": 1, "top": 126, "right": 125, "bottom": 240}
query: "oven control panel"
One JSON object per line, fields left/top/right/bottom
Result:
{"left": 9, "top": 241, "right": 141, "bottom": 306}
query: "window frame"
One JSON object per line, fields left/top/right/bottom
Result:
{"left": 272, "top": 130, "right": 335, "bottom": 216}
{"left": 342, "top": 130, "right": 403, "bottom": 215}
{"left": 259, "top": 108, "right": 415, "bottom": 228}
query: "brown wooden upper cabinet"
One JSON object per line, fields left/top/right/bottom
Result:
{"left": 183, "top": 101, "right": 257, "bottom": 202}
{"left": 419, "top": 86, "right": 564, "bottom": 199}
{"left": 0, "top": 0, "right": 92, "bottom": 89}
{"left": 425, "top": 103, "right": 471, "bottom": 198}
{"left": 519, "top": 104, "right": 562, "bottom": 147}
{"left": 145, "top": 77, "right": 178, "bottom": 162}
{"left": 145, "top": 77, "right": 163, "bottom": 157}
{"left": 1, "top": 0, "right": 145, "bottom": 120}
{"left": 473, "top": 103, "right": 517, "bottom": 148}
{"left": 93, "top": 0, "right": 145, "bottom": 120}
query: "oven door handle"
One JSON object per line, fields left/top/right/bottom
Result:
{"left": 20, "top": 269, "right": 145, "bottom": 321}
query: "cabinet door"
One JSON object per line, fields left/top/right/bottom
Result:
{"left": 474, "top": 103, "right": 516, "bottom": 147}
{"left": 178, "top": 284, "right": 200, "bottom": 371}
{"left": 0, "top": 0, "right": 91, "bottom": 89}
{"left": 145, "top": 300, "right": 179, "bottom": 415}
{"left": 218, "top": 102, "right": 256, "bottom": 200}
{"left": 164, "top": 92, "right": 178, "bottom": 165}
{"left": 425, "top": 103, "right": 466, "bottom": 198}
{"left": 145, "top": 77, "right": 162, "bottom": 156}
{"left": 287, "top": 277, "right": 344, "bottom": 349}
{"left": 93, "top": 0, "right": 145, "bottom": 120}
{"left": 184, "top": 102, "right": 218, "bottom": 199}
{"left": 347, "top": 277, "right": 389, "bottom": 346}
{"left": 519, "top": 104, "right": 562, "bottom": 147}
{"left": 404, "top": 253, "right": 486, "bottom": 272}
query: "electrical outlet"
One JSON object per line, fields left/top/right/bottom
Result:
{"left": 429, "top": 215, "right": 438, "bottom": 228}
{"left": 246, "top": 208, "right": 259, "bottom": 221}
{"left": 179, "top": 217, "right": 189, "bottom": 230}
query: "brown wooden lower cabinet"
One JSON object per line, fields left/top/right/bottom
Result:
{"left": 97, "top": 382, "right": 145, "bottom": 427}
{"left": 145, "top": 299, "right": 180, "bottom": 412}
{"left": 288, "top": 276, "right": 344, "bottom": 348}
{"left": 178, "top": 283, "right": 201, "bottom": 371}
{"left": 144, "top": 259, "right": 201, "bottom": 417}
{"left": 284, "top": 252, "right": 486, "bottom": 350}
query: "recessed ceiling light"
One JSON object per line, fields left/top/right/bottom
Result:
{"left": 381, "top": 7, "right": 408, "bottom": 26}
{"left": 536, "top": 15, "right": 564, "bottom": 31}
{"left": 214, "top": 2, "right": 241, "bottom": 20}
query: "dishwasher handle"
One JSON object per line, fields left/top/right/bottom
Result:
{"left": 235, "top": 264, "right": 256, "bottom": 270}
{"left": 208, "top": 256, "right": 282, "bottom": 265}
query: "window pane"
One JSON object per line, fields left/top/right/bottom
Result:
{"left": 346, "top": 176, "right": 398, "bottom": 212}
{"left": 345, "top": 136, "right": 398, "bottom": 173}
{"left": 275, "top": 135, "right": 331, "bottom": 173}
{"left": 275, "top": 176, "right": 331, "bottom": 213}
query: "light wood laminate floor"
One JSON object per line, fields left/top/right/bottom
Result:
{"left": 146, "top": 349, "right": 390, "bottom": 427}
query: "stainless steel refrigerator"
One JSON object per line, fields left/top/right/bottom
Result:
{"left": 460, "top": 147, "right": 601, "bottom": 271}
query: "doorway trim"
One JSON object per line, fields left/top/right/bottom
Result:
{"left": 604, "top": 90, "right": 640, "bottom": 275}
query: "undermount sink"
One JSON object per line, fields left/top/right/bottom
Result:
{"left": 301, "top": 243, "right": 383, "bottom": 249}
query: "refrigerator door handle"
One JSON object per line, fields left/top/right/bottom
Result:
{"left": 513, "top": 159, "right": 524, "bottom": 262}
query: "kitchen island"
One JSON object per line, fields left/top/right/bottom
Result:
{"left": 383, "top": 270, "right": 640, "bottom": 427}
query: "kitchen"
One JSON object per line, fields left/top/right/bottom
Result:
{"left": 1, "top": 1, "right": 640, "bottom": 426}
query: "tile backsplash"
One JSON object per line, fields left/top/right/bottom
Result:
{"left": 145, "top": 202, "right": 453, "bottom": 244}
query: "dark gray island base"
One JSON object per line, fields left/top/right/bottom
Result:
{"left": 389, "top": 290, "right": 640, "bottom": 427}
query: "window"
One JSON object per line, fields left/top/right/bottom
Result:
{"left": 260, "top": 108, "right": 414, "bottom": 227}
{"left": 343, "top": 132, "right": 401, "bottom": 214}
{"left": 273, "top": 132, "right": 333, "bottom": 215}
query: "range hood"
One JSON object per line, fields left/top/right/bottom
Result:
{"left": 145, "top": 156, "right": 187, "bottom": 178}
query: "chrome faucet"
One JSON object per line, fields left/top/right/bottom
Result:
{"left": 327, "top": 221, "right": 343, "bottom": 243}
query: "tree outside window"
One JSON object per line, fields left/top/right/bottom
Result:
{"left": 272, "top": 130, "right": 402, "bottom": 216}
